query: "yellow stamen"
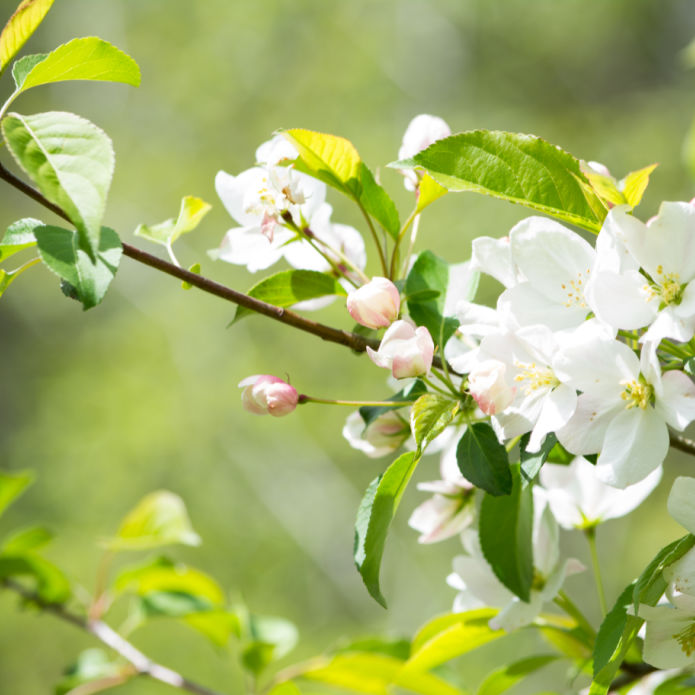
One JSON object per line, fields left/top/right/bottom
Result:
{"left": 673, "top": 622, "right": 695, "bottom": 656}
{"left": 620, "top": 379, "right": 653, "bottom": 410}
{"left": 514, "top": 361, "right": 559, "bottom": 395}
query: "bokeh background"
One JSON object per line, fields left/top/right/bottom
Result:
{"left": 2, "top": 0, "right": 695, "bottom": 692}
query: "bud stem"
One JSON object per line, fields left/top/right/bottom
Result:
{"left": 298, "top": 395, "right": 415, "bottom": 407}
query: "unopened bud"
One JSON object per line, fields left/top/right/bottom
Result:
{"left": 347, "top": 277, "right": 400, "bottom": 329}
{"left": 366, "top": 319, "right": 434, "bottom": 379}
{"left": 239, "top": 375, "right": 298, "bottom": 417}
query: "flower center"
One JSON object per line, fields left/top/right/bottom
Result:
{"left": 531, "top": 569, "right": 546, "bottom": 592}
{"left": 644, "top": 265, "right": 685, "bottom": 307}
{"left": 514, "top": 361, "right": 559, "bottom": 395}
{"left": 560, "top": 269, "right": 590, "bottom": 309}
{"left": 620, "top": 378, "right": 653, "bottom": 410}
{"left": 674, "top": 621, "right": 695, "bottom": 656}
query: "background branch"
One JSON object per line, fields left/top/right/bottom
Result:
{"left": 669, "top": 431, "right": 695, "bottom": 457}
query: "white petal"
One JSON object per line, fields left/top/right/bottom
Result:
{"left": 450, "top": 554, "right": 513, "bottom": 607}
{"left": 212, "top": 226, "right": 290, "bottom": 272}
{"left": 598, "top": 465, "right": 662, "bottom": 522}
{"left": 215, "top": 168, "right": 268, "bottom": 227}
{"left": 641, "top": 308, "right": 695, "bottom": 345}
{"left": 471, "top": 236, "right": 518, "bottom": 288}
{"left": 656, "top": 370, "right": 695, "bottom": 431}
{"left": 556, "top": 394, "right": 621, "bottom": 456}
{"left": 488, "top": 594, "right": 544, "bottom": 632}
{"left": 527, "top": 384, "right": 577, "bottom": 452}
{"left": 642, "top": 609, "right": 695, "bottom": 669}
{"left": 585, "top": 270, "right": 656, "bottom": 330}
{"left": 498, "top": 283, "right": 587, "bottom": 331}
{"left": 444, "top": 261, "right": 479, "bottom": 315}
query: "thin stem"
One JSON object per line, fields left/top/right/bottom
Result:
{"left": 554, "top": 590, "right": 597, "bottom": 639}
{"left": 669, "top": 431, "right": 695, "bottom": 456}
{"left": 420, "top": 375, "right": 454, "bottom": 397}
{"left": 399, "top": 214, "right": 421, "bottom": 279}
{"left": 584, "top": 526, "right": 607, "bottom": 616}
{"left": 166, "top": 241, "right": 181, "bottom": 268}
{"left": 298, "top": 395, "right": 415, "bottom": 407}
{"left": 2, "top": 579, "right": 228, "bottom": 695}
{"left": 505, "top": 434, "right": 522, "bottom": 453}
{"left": 389, "top": 207, "right": 418, "bottom": 279}
{"left": 357, "top": 203, "right": 389, "bottom": 277}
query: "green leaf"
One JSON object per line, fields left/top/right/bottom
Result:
{"left": 12, "top": 37, "right": 140, "bottom": 93}
{"left": 0, "top": 469, "right": 34, "bottom": 518}
{"left": 0, "top": 552, "right": 70, "bottom": 603}
{"left": 108, "top": 490, "right": 201, "bottom": 551}
{"left": 354, "top": 451, "right": 421, "bottom": 607}
{"left": 299, "top": 653, "right": 465, "bottom": 695}
{"left": 135, "top": 195, "right": 211, "bottom": 246}
{"left": 0, "top": 0, "right": 54, "bottom": 73}
{"left": 55, "top": 648, "right": 125, "bottom": 695}
{"left": 2, "top": 525, "right": 52, "bottom": 553}
{"left": 34, "top": 225, "right": 122, "bottom": 310}
{"left": 410, "top": 393, "right": 459, "bottom": 451}
{"left": 592, "top": 583, "right": 633, "bottom": 677}
{"left": 282, "top": 128, "right": 362, "bottom": 196}
{"left": 359, "top": 163, "right": 400, "bottom": 240}
{"left": 456, "top": 423, "right": 512, "bottom": 496}
{"left": 182, "top": 262, "right": 201, "bottom": 290}
{"left": 519, "top": 433, "right": 557, "bottom": 482}
{"left": 534, "top": 615, "right": 592, "bottom": 660}
{"left": 415, "top": 173, "right": 447, "bottom": 214}
{"left": 11, "top": 52, "right": 45, "bottom": 88}
{"left": 336, "top": 637, "right": 411, "bottom": 660}
{"left": 620, "top": 163, "right": 657, "bottom": 209}
{"left": 233, "top": 269, "right": 347, "bottom": 323}
{"left": 582, "top": 170, "right": 625, "bottom": 207}
{"left": 392, "top": 131, "right": 605, "bottom": 233}
{"left": 242, "top": 614, "right": 299, "bottom": 675}
{"left": 0, "top": 218, "right": 40, "bottom": 262}
{"left": 477, "top": 655, "right": 558, "bottom": 695}
{"left": 359, "top": 380, "right": 427, "bottom": 427}
{"left": 2, "top": 111, "right": 115, "bottom": 253}
{"left": 406, "top": 251, "right": 459, "bottom": 349}
{"left": 654, "top": 674, "right": 695, "bottom": 694}
{"left": 184, "top": 610, "right": 241, "bottom": 647}
{"left": 406, "top": 609, "right": 503, "bottom": 672}
{"left": 479, "top": 464, "right": 533, "bottom": 601}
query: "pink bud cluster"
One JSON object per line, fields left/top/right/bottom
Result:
{"left": 239, "top": 375, "right": 298, "bottom": 416}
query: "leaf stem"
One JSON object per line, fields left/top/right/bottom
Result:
{"left": 584, "top": 526, "right": 607, "bottom": 616}
{"left": 389, "top": 206, "right": 418, "bottom": 279}
{"left": 298, "top": 395, "right": 415, "bottom": 407}
{"left": 357, "top": 202, "right": 389, "bottom": 278}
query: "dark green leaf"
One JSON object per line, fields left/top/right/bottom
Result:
{"left": 410, "top": 394, "right": 459, "bottom": 451}
{"left": 391, "top": 130, "right": 605, "bottom": 233}
{"left": 0, "top": 552, "right": 70, "bottom": 603}
{"left": 479, "top": 464, "right": 533, "bottom": 601}
{"left": 233, "top": 269, "right": 347, "bottom": 323}
{"left": 520, "top": 433, "right": 557, "bottom": 482}
{"left": 592, "top": 583, "right": 634, "bottom": 676}
{"left": 546, "top": 441, "right": 574, "bottom": 465}
{"left": 34, "top": 225, "right": 122, "bottom": 309}
{"left": 359, "top": 163, "right": 400, "bottom": 240}
{"left": 0, "top": 469, "right": 34, "bottom": 517}
{"left": 655, "top": 674, "right": 695, "bottom": 694}
{"left": 456, "top": 423, "right": 511, "bottom": 496}
{"left": 359, "top": 380, "right": 427, "bottom": 427}
{"left": 354, "top": 451, "right": 422, "bottom": 607}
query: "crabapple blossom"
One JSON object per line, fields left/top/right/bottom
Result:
{"left": 397, "top": 114, "right": 451, "bottom": 190}
{"left": 239, "top": 375, "right": 298, "bottom": 417}
{"left": 346, "top": 277, "right": 400, "bottom": 329}
{"left": 367, "top": 319, "right": 434, "bottom": 379}
{"left": 342, "top": 410, "right": 410, "bottom": 458}
{"left": 467, "top": 359, "right": 515, "bottom": 415}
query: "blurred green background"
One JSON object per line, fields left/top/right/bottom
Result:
{"left": 2, "top": 0, "right": 695, "bottom": 692}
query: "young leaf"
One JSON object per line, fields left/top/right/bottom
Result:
{"left": 359, "top": 163, "right": 400, "bottom": 240}
{"left": 410, "top": 393, "right": 459, "bottom": 451}
{"left": 0, "top": 552, "right": 71, "bottom": 603}
{"left": 519, "top": 433, "right": 557, "bottom": 482}
{"left": 406, "top": 609, "right": 503, "bottom": 672}
{"left": 2, "top": 111, "right": 115, "bottom": 254}
{"left": 0, "top": 0, "right": 54, "bottom": 73}
{"left": 108, "top": 490, "right": 201, "bottom": 551}
{"left": 135, "top": 195, "right": 211, "bottom": 246}
{"left": 11, "top": 37, "right": 141, "bottom": 92}
{"left": 478, "top": 464, "right": 533, "bottom": 601}
{"left": 354, "top": 451, "right": 422, "bottom": 607}
{"left": 456, "top": 423, "right": 512, "bottom": 496}
{"left": 406, "top": 250, "right": 459, "bottom": 349}
{"left": 34, "top": 225, "right": 122, "bottom": 310}
{"left": 2, "top": 525, "right": 52, "bottom": 553}
{"left": 415, "top": 173, "right": 447, "bottom": 214}
{"left": 583, "top": 170, "right": 625, "bottom": 207}
{"left": 621, "top": 163, "right": 658, "bottom": 209}
{"left": 0, "top": 469, "right": 34, "bottom": 517}
{"left": 477, "top": 655, "right": 559, "bottom": 695}
{"left": 391, "top": 130, "right": 605, "bottom": 233}
{"left": 282, "top": 128, "right": 362, "bottom": 196}
{"left": 0, "top": 218, "right": 40, "bottom": 262}
{"left": 359, "top": 380, "right": 427, "bottom": 427}
{"left": 232, "top": 269, "right": 347, "bottom": 323}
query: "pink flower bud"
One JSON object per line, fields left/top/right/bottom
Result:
{"left": 346, "top": 277, "right": 400, "bottom": 329}
{"left": 239, "top": 375, "right": 298, "bottom": 417}
{"left": 468, "top": 360, "right": 515, "bottom": 415}
{"left": 366, "top": 319, "right": 434, "bottom": 379}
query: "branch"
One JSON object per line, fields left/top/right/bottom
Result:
{"left": 2, "top": 579, "right": 228, "bottom": 695}
{"left": 669, "top": 431, "right": 695, "bottom": 457}
{"left": 0, "top": 161, "right": 452, "bottom": 370}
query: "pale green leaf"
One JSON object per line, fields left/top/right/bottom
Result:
{"left": 410, "top": 393, "right": 459, "bottom": 451}
{"left": 392, "top": 130, "right": 605, "bottom": 233}
{"left": 3, "top": 110, "right": 115, "bottom": 253}
{"left": 2, "top": 525, "right": 52, "bottom": 553}
{"left": 477, "top": 655, "right": 559, "bottom": 695}
{"left": 11, "top": 52, "right": 45, "bottom": 88}
{"left": 406, "top": 609, "right": 503, "bottom": 672}
{"left": 0, "top": 218, "right": 39, "bottom": 262}
{"left": 0, "top": 469, "right": 34, "bottom": 517}
{"left": 415, "top": 173, "right": 447, "bottom": 214}
{"left": 0, "top": 0, "right": 54, "bottom": 73}
{"left": 34, "top": 225, "right": 122, "bottom": 310}
{"left": 185, "top": 611, "right": 241, "bottom": 647}
{"left": 55, "top": 648, "right": 124, "bottom": 695}
{"left": 13, "top": 37, "right": 140, "bottom": 93}
{"left": 181, "top": 262, "right": 201, "bottom": 290}
{"left": 620, "top": 163, "right": 658, "bottom": 209}
{"left": 583, "top": 170, "right": 625, "bottom": 207}
{"left": 135, "top": 195, "right": 211, "bottom": 246}
{"left": 109, "top": 490, "right": 201, "bottom": 551}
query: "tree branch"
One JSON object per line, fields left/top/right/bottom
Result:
{"left": 2, "top": 579, "right": 228, "bottom": 695}
{"left": 669, "top": 431, "right": 695, "bottom": 457}
{"left": 0, "top": 161, "right": 452, "bottom": 370}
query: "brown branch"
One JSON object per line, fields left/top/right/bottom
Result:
{"left": 2, "top": 579, "right": 228, "bottom": 695}
{"left": 0, "top": 160, "right": 450, "bottom": 371}
{"left": 669, "top": 431, "right": 695, "bottom": 457}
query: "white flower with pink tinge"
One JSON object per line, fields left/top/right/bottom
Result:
{"left": 367, "top": 319, "right": 434, "bottom": 379}
{"left": 239, "top": 375, "right": 298, "bottom": 417}
{"left": 397, "top": 114, "right": 451, "bottom": 191}
{"left": 467, "top": 360, "right": 515, "bottom": 415}
{"left": 347, "top": 277, "right": 400, "bottom": 330}
{"left": 342, "top": 410, "right": 409, "bottom": 458}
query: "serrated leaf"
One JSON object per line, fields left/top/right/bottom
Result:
{"left": 0, "top": 552, "right": 70, "bottom": 603}
{"left": 620, "top": 163, "right": 658, "bottom": 209}
{"left": 34, "top": 224, "right": 122, "bottom": 310}
{"left": 519, "top": 433, "right": 557, "bottom": 482}
{"left": 359, "top": 380, "right": 427, "bottom": 427}
{"left": 479, "top": 464, "right": 533, "bottom": 601}
{"left": 583, "top": 170, "right": 625, "bottom": 207}
{"left": 135, "top": 195, "right": 211, "bottom": 246}
{"left": 0, "top": 469, "right": 34, "bottom": 518}
{"left": 391, "top": 130, "right": 605, "bottom": 233}
{"left": 456, "top": 423, "right": 511, "bottom": 496}
{"left": 283, "top": 128, "right": 362, "bottom": 196}
{"left": 108, "top": 491, "right": 201, "bottom": 551}
{"left": 406, "top": 609, "right": 502, "bottom": 673}
{"left": 410, "top": 393, "right": 459, "bottom": 450}
{"left": 477, "top": 655, "right": 558, "bottom": 695}
{"left": 406, "top": 251, "right": 459, "bottom": 350}
{"left": 2, "top": 525, "right": 52, "bottom": 553}
{"left": 233, "top": 269, "right": 347, "bottom": 323}
{"left": 354, "top": 451, "right": 421, "bottom": 607}
{"left": 0, "top": 218, "right": 40, "bottom": 262}
{"left": 415, "top": 173, "right": 447, "bottom": 214}
{"left": 359, "top": 163, "right": 400, "bottom": 239}
{"left": 3, "top": 110, "right": 115, "bottom": 253}
{"left": 12, "top": 37, "right": 140, "bottom": 93}
{"left": 0, "top": 0, "right": 54, "bottom": 73}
